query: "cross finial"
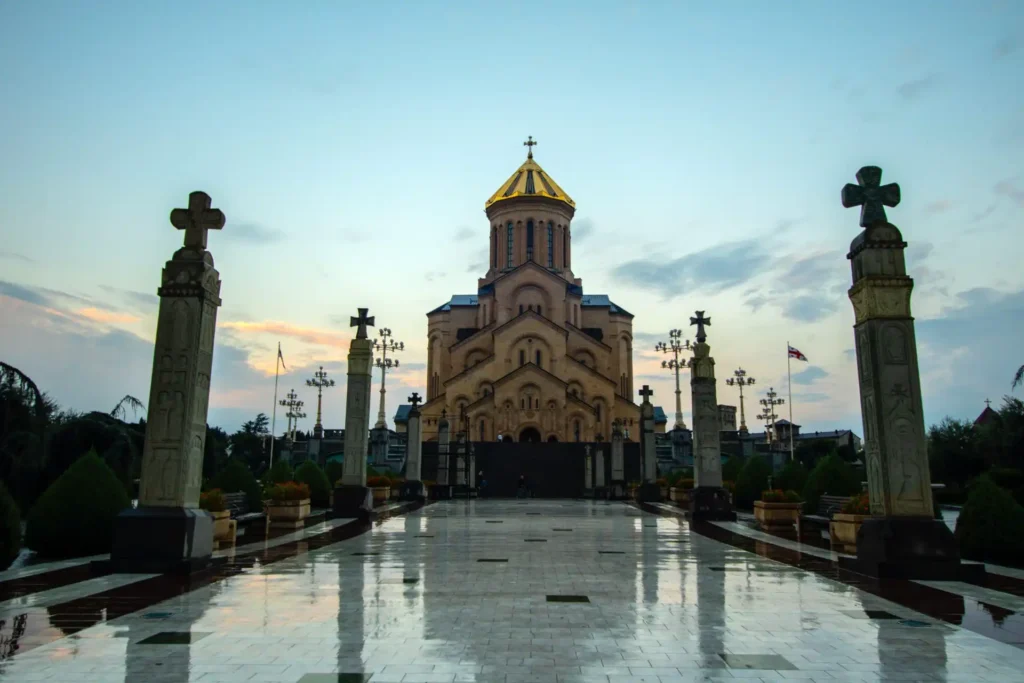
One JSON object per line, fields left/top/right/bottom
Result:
{"left": 638, "top": 385, "right": 654, "bottom": 402}
{"left": 523, "top": 135, "right": 537, "bottom": 159}
{"left": 985, "top": 398, "right": 992, "bottom": 408}
{"left": 690, "top": 310, "right": 711, "bottom": 343}
{"left": 841, "top": 166, "right": 901, "bottom": 228}
{"left": 349, "top": 308, "right": 375, "bottom": 339}
{"left": 169, "top": 191, "right": 225, "bottom": 250}
{"left": 408, "top": 392, "right": 422, "bottom": 407}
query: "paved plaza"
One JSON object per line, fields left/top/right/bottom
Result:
{"left": 2, "top": 500, "right": 1024, "bottom": 682}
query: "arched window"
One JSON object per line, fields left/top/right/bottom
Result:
{"left": 535, "top": 349, "right": 542, "bottom": 366}
{"left": 537, "top": 305, "right": 542, "bottom": 316}
{"left": 563, "top": 227, "right": 568, "bottom": 268}
{"left": 519, "top": 304, "right": 524, "bottom": 314}
{"left": 521, "top": 398, "right": 525, "bottom": 409}
{"left": 491, "top": 226, "right": 497, "bottom": 267}
{"left": 506, "top": 222, "right": 514, "bottom": 268}
{"left": 479, "top": 420, "right": 485, "bottom": 442}
{"left": 526, "top": 220, "right": 534, "bottom": 261}
{"left": 574, "top": 420, "right": 581, "bottom": 442}
{"left": 519, "top": 349, "right": 525, "bottom": 366}
{"left": 547, "top": 222, "right": 554, "bottom": 267}
{"left": 595, "top": 403, "right": 602, "bottom": 423}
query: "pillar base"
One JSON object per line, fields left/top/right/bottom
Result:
{"left": 333, "top": 485, "right": 374, "bottom": 521}
{"left": 635, "top": 482, "right": 662, "bottom": 503}
{"left": 400, "top": 480, "right": 425, "bottom": 502}
{"left": 111, "top": 506, "right": 213, "bottom": 574}
{"left": 689, "top": 486, "right": 737, "bottom": 521}
{"left": 429, "top": 484, "right": 453, "bottom": 500}
{"left": 607, "top": 481, "right": 628, "bottom": 500}
{"left": 838, "top": 517, "right": 985, "bottom": 580}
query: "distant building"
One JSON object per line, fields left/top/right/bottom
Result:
{"left": 974, "top": 401, "right": 999, "bottom": 427}
{"left": 718, "top": 405, "right": 737, "bottom": 432}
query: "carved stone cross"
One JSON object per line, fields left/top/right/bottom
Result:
{"left": 408, "top": 392, "right": 422, "bottom": 407}
{"left": 841, "top": 166, "right": 901, "bottom": 228}
{"left": 523, "top": 135, "right": 537, "bottom": 158}
{"left": 169, "top": 191, "right": 225, "bottom": 250}
{"left": 638, "top": 385, "right": 654, "bottom": 403}
{"left": 349, "top": 308, "right": 375, "bottom": 339}
{"left": 690, "top": 310, "right": 711, "bottom": 343}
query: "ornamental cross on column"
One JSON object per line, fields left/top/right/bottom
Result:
{"left": 726, "top": 368, "right": 756, "bottom": 433}
{"left": 639, "top": 385, "right": 654, "bottom": 403}
{"left": 373, "top": 326, "right": 404, "bottom": 429}
{"left": 306, "top": 366, "right": 335, "bottom": 439}
{"left": 350, "top": 308, "right": 375, "bottom": 339}
{"left": 656, "top": 329, "right": 692, "bottom": 430}
{"left": 169, "top": 191, "right": 225, "bottom": 251}
{"left": 523, "top": 135, "right": 537, "bottom": 159}
{"left": 690, "top": 311, "right": 711, "bottom": 343}
{"left": 408, "top": 392, "right": 422, "bottom": 407}
{"left": 841, "top": 166, "right": 901, "bottom": 228}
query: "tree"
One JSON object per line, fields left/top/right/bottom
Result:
{"left": 109, "top": 395, "right": 144, "bottom": 422}
{"left": 928, "top": 418, "right": 985, "bottom": 498}
{"left": 203, "top": 425, "right": 229, "bottom": 480}
{"left": 1013, "top": 364, "right": 1023, "bottom": 390}
{"left": 231, "top": 413, "right": 271, "bottom": 473}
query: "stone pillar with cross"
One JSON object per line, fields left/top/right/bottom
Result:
{"left": 401, "top": 392, "right": 425, "bottom": 500}
{"left": 635, "top": 385, "right": 663, "bottom": 502}
{"left": 609, "top": 419, "right": 626, "bottom": 498}
{"left": 436, "top": 409, "right": 451, "bottom": 495}
{"left": 112, "top": 191, "right": 225, "bottom": 573}
{"left": 838, "top": 166, "right": 978, "bottom": 579}
{"left": 687, "top": 311, "right": 736, "bottom": 520}
{"left": 334, "top": 308, "right": 376, "bottom": 520}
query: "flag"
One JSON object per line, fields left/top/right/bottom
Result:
{"left": 788, "top": 345, "right": 808, "bottom": 362}
{"left": 277, "top": 343, "right": 287, "bottom": 370}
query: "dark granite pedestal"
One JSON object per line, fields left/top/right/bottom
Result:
{"left": 333, "top": 485, "right": 375, "bottom": 521}
{"left": 583, "top": 487, "right": 608, "bottom": 500}
{"left": 429, "top": 484, "right": 453, "bottom": 500}
{"left": 635, "top": 482, "right": 662, "bottom": 503}
{"left": 838, "top": 517, "right": 985, "bottom": 580}
{"left": 399, "top": 480, "right": 425, "bottom": 502}
{"left": 111, "top": 507, "right": 213, "bottom": 574}
{"left": 606, "top": 481, "right": 627, "bottom": 500}
{"left": 689, "top": 486, "right": 737, "bottom": 521}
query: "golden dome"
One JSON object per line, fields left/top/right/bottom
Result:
{"left": 485, "top": 138, "right": 575, "bottom": 210}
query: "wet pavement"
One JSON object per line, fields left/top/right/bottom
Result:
{"left": 1, "top": 499, "right": 1023, "bottom": 682}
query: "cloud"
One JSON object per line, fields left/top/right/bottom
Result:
{"left": 994, "top": 179, "right": 1024, "bottom": 207}
{"left": 572, "top": 217, "right": 595, "bottom": 242}
{"left": 742, "top": 251, "right": 846, "bottom": 323}
{"left": 453, "top": 226, "right": 474, "bottom": 241}
{"left": 897, "top": 73, "right": 940, "bottom": 100}
{"left": 782, "top": 295, "right": 839, "bottom": 323}
{"left": 792, "top": 366, "right": 829, "bottom": 385}
{"left": 99, "top": 285, "right": 159, "bottom": 311}
{"left": 971, "top": 203, "right": 998, "bottom": 223}
{"left": 776, "top": 251, "right": 844, "bottom": 291}
{"left": 222, "top": 222, "right": 284, "bottom": 244}
{"left": 220, "top": 320, "right": 350, "bottom": 350}
{"left": 775, "top": 218, "right": 801, "bottom": 234}
{"left": 0, "top": 250, "right": 33, "bottom": 263}
{"left": 905, "top": 241, "right": 934, "bottom": 268}
{"left": 793, "top": 392, "right": 831, "bottom": 404}
{"left": 467, "top": 263, "right": 483, "bottom": 273}
{"left": 0, "top": 280, "right": 50, "bottom": 307}
{"left": 923, "top": 200, "right": 953, "bottom": 215}
{"left": 843, "top": 348, "right": 857, "bottom": 361}
{"left": 611, "top": 239, "right": 769, "bottom": 298}
{"left": 994, "top": 36, "right": 1017, "bottom": 59}
{"left": 76, "top": 307, "right": 141, "bottom": 325}
{"left": 424, "top": 271, "right": 445, "bottom": 282}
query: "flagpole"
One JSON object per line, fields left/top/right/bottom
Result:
{"left": 269, "top": 342, "right": 281, "bottom": 469}
{"left": 787, "top": 341, "right": 794, "bottom": 463}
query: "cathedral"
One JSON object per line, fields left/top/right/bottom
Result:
{"left": 418, "top": 140, "right": 657, "bottom": 443}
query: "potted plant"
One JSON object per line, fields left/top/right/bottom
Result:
{"left": 723, "top": 480, "right": 736, "bottom": 504}
{"left": 389, "top": 475, "right": 405, "bottom": 498}
{"left": 656, "top": 477, "right": 670, "bottom": 499}
{"left": 200, "top": 488, "right": 234, "bottom": 543}
{"left": 267, "top": 481, "right": 311, "bottom": 528}
{"left": 669, "top": 478, "right": 695, "bottom": 506}
{"left": 366, "top": 476, "right": 392, "bottom": 505}
{"left": 830, "top": 492, "right": 870, "bottom": 553}
{"left": 421, "top": 480, "right": 436, "bottom": 499}
{"left": 753, "top": 489, "right": 803, "bottom": 530}
{"left": 627, "top": 481, "right": 641, "bottom": 500}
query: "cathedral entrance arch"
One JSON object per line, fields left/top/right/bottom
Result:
{"left": 546, "top": 435, "right": 558, "bottom": 442}
{"left": 519, "top": 427, "right": 542, "bottom": 443}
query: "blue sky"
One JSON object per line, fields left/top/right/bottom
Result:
{"left": 1, "top": 1, "right": 1022, "bottom": 435}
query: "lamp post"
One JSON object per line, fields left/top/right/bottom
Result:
{"left": 373, "top": 327, "right": 404, "bottom": 429}
{"left": 279, "top": 389, "right": 306, "bottom": 442}
{"left": 725, "top": 368, "right": 755, "bottom": 433}
{"left": 305, "top": 365, "right": 335, "bottom": 439}
{"left": 756, "top": 407, "right": 775, "bottom": 446}
{"left": 655, "top": 329, "right": 692, "bottom": 430}
{"left": 759, "top": 387, "right": 784, "bottom": 452}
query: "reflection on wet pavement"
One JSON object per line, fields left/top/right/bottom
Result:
{"left": 0, "top": 499, "right": 1022, "bottom": 682}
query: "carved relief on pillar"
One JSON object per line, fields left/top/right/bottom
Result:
{"left": 848, "top": 278, "right": 913, "bottom": 325}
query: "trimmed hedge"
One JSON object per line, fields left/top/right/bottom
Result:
{"left": 955, "top": 475, "right": 1024, "bottom": 566}
{"left": 775, "top": 460, "right": 809, "bottom": 493}
{"left": 266, "top": 459, "right": 294, "bottom": 485}
{"left": 734, "top": 455, "right": 772, "bottom": 509}
{"left": 802, "top": 454, "right": 860, "bottom": 514}
{"left": 0, "top": 481, "right": 21, "bottom": 570}
{"left": 209, "top": 458, "right": 262, "bottom": 510}
{"left": 325, "top": 460, "right": 344, "bottom": 487}
{"left": 25, "top": 450, "right": 130, "bottom": 558}
{"left": 722, "top": 455, "right": 746, "bottom": 483}
{"left": 294, "top": 461, "right": 331, "bottom": 508}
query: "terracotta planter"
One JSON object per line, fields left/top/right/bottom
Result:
{"left": 372, "top": 487, "right": 390, "bottom": 506}
{"left": 830, "top": 513, "right": 870, "bottom": 553}
{"left": 669, "top": 487, "right": 692, "bottom": 506}
{"left": 628, "top": 487, "right": 638, "bottom": 500}
{"left": 210, "top": 509, "right": 234, "bottom": 542}
{"left": 753, "top": 500, "right": 802, "bottom": 530}
{"left": 268, "top": 498, "right": 311, "bottom": 529}
{"left": 659, "top": 486, "right": 669, "bottom": 498}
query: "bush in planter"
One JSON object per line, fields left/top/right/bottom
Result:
{"left": 199, "top": 488, "right": 226, "bottom": 513}
{"left": 0, "top": 481, "right": 21, "bottom": 570}
{"left": 266, "top": 459, "right": 294, "bottom": 485}
{"left": 25, "top": 450, "right": 130, "bottom": 558}
{"left": 268, "top": 481, "right": 310, "bottom": 502}
{"left": 802, "top": 454, "right": 860, "bottom": 514}
{"left": 678, "top": 478, "right": 695, "bottom": 490}
{"left": 734, "top": 455, "right": 772, "bottom": 509}
{"left": 775, "top": 460, "right": 809, "bottom": 493}
{"left": 955, "top": 475, "right": 1024, "bottom": 566}
{"left": 722, "top": 455, "right": 746, "bottom": 483}
{"left": 209, "top": 458, "right": 262, "bottom": 511}
{"left": 656, "top": 477, "right": 669, "bottom": 488}
{"left": 760, "top": 489, "right": 802, "bottom": 503}
{"left": 325, "top": 460, "right": 344, "bottom": 487}
{"left": 366, "top": 475, "right": 391, "bottom": 488}
{"left": 987, "top": 467, "right": 1024, "bottom": 507}
{"left": 842, "top": 492, "right": 870, "bottom": 515}
{"left": 294, "top": 461, "right": 331, "bottom": 507}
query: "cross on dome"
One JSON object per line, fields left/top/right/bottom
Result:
{"left": 523, "top": 135, "right": 537, "bottom": 159}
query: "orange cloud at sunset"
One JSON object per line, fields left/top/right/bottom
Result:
{"left": 219, "top": 320, "right": 351, "bottom": 349}
{"left": 77, "top": 307, "right": 141, "bottom": 324}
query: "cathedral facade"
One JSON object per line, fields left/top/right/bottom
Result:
{"left": 419, "top": 143, "right": 649, "bottom": 443}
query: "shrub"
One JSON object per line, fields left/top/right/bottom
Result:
{"left": 987, "top": 468, "right": 1024, "bottom": 507}
{"left": 656, "top": 477, "right": 668, "bottom": 487}
{"left": 266, "top": 459, "right": 294, "bottom": 485}
{"left": 761, "top": 489, "right": 802, "bottom": 503}
{"left": 209, "top": 458, "right": 263, "bottom": 510}
{"left": 722, "top": 455, "right": 746, "bottom": 482}
{"left": 325, "top": 460, "right": 344, "bottom": 487}
{"left": 25, "top": 450, "right": 130, "bottom": 558}
{"left": 775, "top": 460, "right": 809, "bottom": 493}
{"left": 955, "top": 475, "right": 1024, "bottom": 566}
{"left": 678, "top": 478, "right": 695, "bottom": 490}
{"left": 0, "top": 481, "right": 21, "bottom": 570}
{"left": 367, "top": 475, "right": 391, "bottom": 488}
{"left": 294, "top": 461, "right": 331, "bottom": 507}
{"left": 842, "top": 492, "right": 871, "bottom": 514}
{"left": 734, "top": 455, "right": 772, "bottom": 509}
{"left": 268, "top": 481, "right": 310, "bottom": 501}
{"left": 802, "top": 454, "right": 860, "bottom": 514}
{"left": 199, "top": 488, "right": 226, "bottom": 513}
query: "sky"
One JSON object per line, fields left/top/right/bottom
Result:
{"left": 1, "top": 1, "right": 1022, "bottom": 437}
